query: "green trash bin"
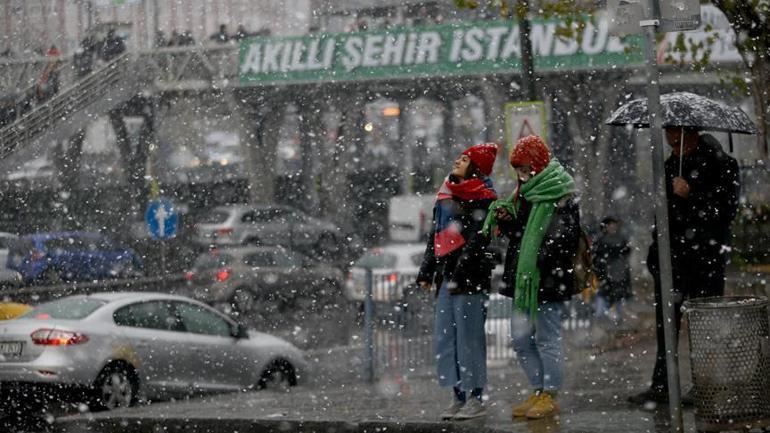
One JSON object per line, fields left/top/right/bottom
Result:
{"left": 683, "top": 296, "right": 770, "bottom": 432}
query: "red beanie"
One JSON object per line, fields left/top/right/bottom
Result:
{"left": 510, "top": 135, "right": 551, "bottom": 174}
{"left": 462, "top": 143, "right": 497, "bottom": 176}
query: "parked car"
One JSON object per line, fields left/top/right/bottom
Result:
{"left": 193, "top": 204, "right": 343, "bottom": 255}
{"left": 0, "top": 302, "right": 30, "bottom": 321}
{"left": 0, "top": 232, "right": 18, "bottom": 269}
{"left": 6, "top": 232, "right": 143, "bottom": 284}
{"left": 345, "top": 243, "right": 505, "bottom": 303}
{"left": 183, "top": 246, "right": 345, "bottom": 315}
{"left": 0, "top": 292, "right": 306, "bottom": 412}
{"left": 0, "top": 269, "right": 23, "bottom": 291}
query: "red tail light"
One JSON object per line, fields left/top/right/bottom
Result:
{"left": 389, "top": 273, "right": 398, "bottom": 283}
{"left": 215, "top": 268, "right": 231, "bottom": 282}
{"left": 30, "top": 249, "right": 46, "bottom": 261}
{"left": 184, "top": 271, "right": 195, "bottom": 281}
{"left": 215, "top": 228, "right": 233, "bottom": 237}
{"left": 31, "top": 329, "right": 89, "bottom": 346}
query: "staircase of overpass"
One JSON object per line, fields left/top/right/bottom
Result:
{"left": 0, "top": 44, "right": 240, "bottom": 161}
{"left": 0, "top": 52, "right": 149, "bottom": 160}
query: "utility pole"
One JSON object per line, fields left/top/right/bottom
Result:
{"left": 516, "top": 0, "right": 537, "bottom": 101}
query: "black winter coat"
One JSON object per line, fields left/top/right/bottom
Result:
{"left": 647, "top": 134, "right": 740, "bottom": 279}
{"left": 498, "top": 196, "right": 581, "bottom": 303}
{"left": 417, "top": 196, "right": 495, "bottom": 295}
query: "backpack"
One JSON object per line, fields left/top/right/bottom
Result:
{"left": 572, "top": 227, "right": 597, "bottom": 297}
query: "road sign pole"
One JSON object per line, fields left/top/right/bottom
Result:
{"left": 641, "top": 1, "right": 684, "bottom": 430}
{"left": 161, "top": 241, "right": 167, "bottom": 291}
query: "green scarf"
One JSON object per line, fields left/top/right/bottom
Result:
{"left": 483, "top": 160, "right": 576, "bottom": 317}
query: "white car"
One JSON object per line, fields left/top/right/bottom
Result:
{"left": 0, "top": 292, "right": 306, "bottom": 412}
{"left": 0, "top": 232, "right": 18, "bottom": 269}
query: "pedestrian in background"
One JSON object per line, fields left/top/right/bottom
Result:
{"left": 628, "top": 127, "right": 740, "bottom": 407}
{"left": 416, "top": 143, "right": 498, "bottom": 421}
{"left": 592, "top": 216, "right": 632, "bottom": 323}
{"left": 483, "top": 135, "right": 579, "bottom": 420}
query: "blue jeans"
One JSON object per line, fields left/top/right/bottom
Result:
{"left": 434, "top": 283, "right": 487, "bottom": 391}
{"left": 510, "top": 302, "right": 564, "bottom": 391}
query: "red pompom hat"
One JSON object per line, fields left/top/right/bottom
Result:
{"left": 462, "top": 143, "right": 497, "bottom": 176}
{"left": 509, "top": 135, "right": 551, "bottom": 175}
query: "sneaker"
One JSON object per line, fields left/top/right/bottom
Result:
{"left": 526, "top": 393, "right": 560, "bottom": 419}
{"left": 454, "top": 398, "right": 487, "bottom": 420}
{"left": 440, "top": 398, "right": 464, "bottom": 420}
{"left": 627, "top": 388, "right": 668, "bottom": 406}
{"left": 512, "top": 394, "right": 541, "bottom": 418}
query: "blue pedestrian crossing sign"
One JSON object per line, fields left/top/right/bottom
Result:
{"left": 145, "top": 198, "right": 178, "bottom": 240}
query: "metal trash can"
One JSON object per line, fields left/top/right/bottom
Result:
{"left": 683, "top": 296, "right": 770, "bottom": 432}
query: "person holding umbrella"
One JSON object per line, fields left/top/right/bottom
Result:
{"left": 629, "top": 126, "right": 741, "bottom": 406}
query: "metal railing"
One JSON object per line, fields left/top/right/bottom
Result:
{"left": 361, "top": 270, "right": 596, "bottom": 382}
{"left": 0, "top": 52, "right": 145, "bottom": 159}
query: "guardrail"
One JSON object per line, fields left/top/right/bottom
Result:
{"left": 2, "top": 273, "right": 186, "bottom": 304}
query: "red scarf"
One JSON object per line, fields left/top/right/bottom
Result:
{"left": 436, "top": 177, "right": 498, "bottom": 202}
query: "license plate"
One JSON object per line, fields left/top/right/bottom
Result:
{"left": 0, "top": 341, "right": 23, "bottom": 356}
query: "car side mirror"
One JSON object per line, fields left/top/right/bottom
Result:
{"left": 234, "top": 323, "right": 249, "bottom": 339}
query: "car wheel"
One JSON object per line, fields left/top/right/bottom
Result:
{"left": 257, "top": 359, "right": 297, "bottom": 391}
{"left": 92, "top": 364, "right": 138, "bottom": 411}
{"left": 245, "top": 237, "right": 261, "bottom": 246}
{"left": 43, "top": 268, "right": 62, "bottom": 285}
{"left": 315, "top": 233, "right": 339, "bottom": 256}
{"left": 231, "top": 288, "right": 256, "bottom": 316}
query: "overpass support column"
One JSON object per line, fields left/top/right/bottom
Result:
{"left": 242, "top": 96, "right": 286, "bottom": 204}
{"left": 297, "top": 96, "right": 324, "bottom": 213}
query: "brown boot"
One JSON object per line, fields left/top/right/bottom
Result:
{"left": 526, "top": 393, "right": 560, "bottom": 419}
{"left": 511, "top": 394, "right": 540, "bottom": 419}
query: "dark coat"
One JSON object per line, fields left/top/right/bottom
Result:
{"left": 647, "top": 133, "right": 740, "bottom": 293}
{"left": 498, "top": 196, "right": 581, "bottom": 303}
{"left": 647, "top": 134, "right": 740, "bottom": 296}
{"left": 593, "top": 231, "right": 632, "bottom": 302}
{"left": 417, "top": 195, "right": 495, "bottom": 295}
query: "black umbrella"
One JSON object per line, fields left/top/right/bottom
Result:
{"left": 606, "top": 91, "right": 758, "bottom": 175}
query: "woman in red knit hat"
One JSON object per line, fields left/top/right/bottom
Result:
{"left": 483, "top": 135, "right": 581, "bottom": 420}
{"left": 416, "top": 143, "right": 498, "bottom": 420}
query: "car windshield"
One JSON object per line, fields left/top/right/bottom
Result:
{"left": 194, "top": 252, "right": 233, "bottom": 269}
{"left": 354, "top": 250, "right": 398, "bottom": 269}
{"left": 19, "top": 297, "right": 107, "bottom": 320}
{"left": 197, "top": 210, "right": 230, "bottom": 224}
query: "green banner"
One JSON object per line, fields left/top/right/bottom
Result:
{"left": 239, "top": 15, "right": 644, "bottom": 85}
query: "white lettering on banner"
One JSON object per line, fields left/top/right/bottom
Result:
{"left": 342, "top": 36, "right": 363, "bottom": 71}
{"left": 263, "top": 43, "right": 282, "bottom": 72}
{"left": 323, "top": 38, "right": 336, "bottom": 68}
{"left": 532, "top": 23, "right": 556, "bottom": 56}
{"left": 306, "top": 39, "right": 323, "bottom": 70}
{"left": 290, "top": 41, "right": 307, "bottom": 71}
{"left": 382, "top": 34, "right": 406, "bottom": 66}
{"left": 500, "top": 28, "right": 521, "bottom": 59}
{"left": 362, "top": 34, "right": 384, "bottom": 67}
{"left": 462, "top": 28, "right": 484, "bottom": 62}
{"left": 606, "top": 36, "right": 626, "bottom": 53}
{"left": 485, "top": 27, "right": 508, "bottom": 61}
{"left": 404, "top": 33, "right": 419, "bottom": 64}
{"left": 553, "top": 31, "right": 579, "bottom": 56}
{"left": 449, "top": 30, "right": 464, "bottom": 62}
{"left": 416, "top": 32, "right": 441, "bottom": 64}
{"left": 280, "top": 43, "right": 292, "bottom": 71}
{"left": 241, "top": 43, "right": 262, "bottom": 74}
{"left": 582, "top": 20, "right": 609, "bottom": 55}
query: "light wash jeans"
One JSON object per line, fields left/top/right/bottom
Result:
{"left": 434, "top": 282, "right": 488, "bottom": 391}
{"left": 510, "top": 301, "right": 564, "bottom": 391}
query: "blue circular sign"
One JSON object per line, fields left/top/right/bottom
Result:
{"left": 145, "top": 198, "right": 178, "bottom": 240}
